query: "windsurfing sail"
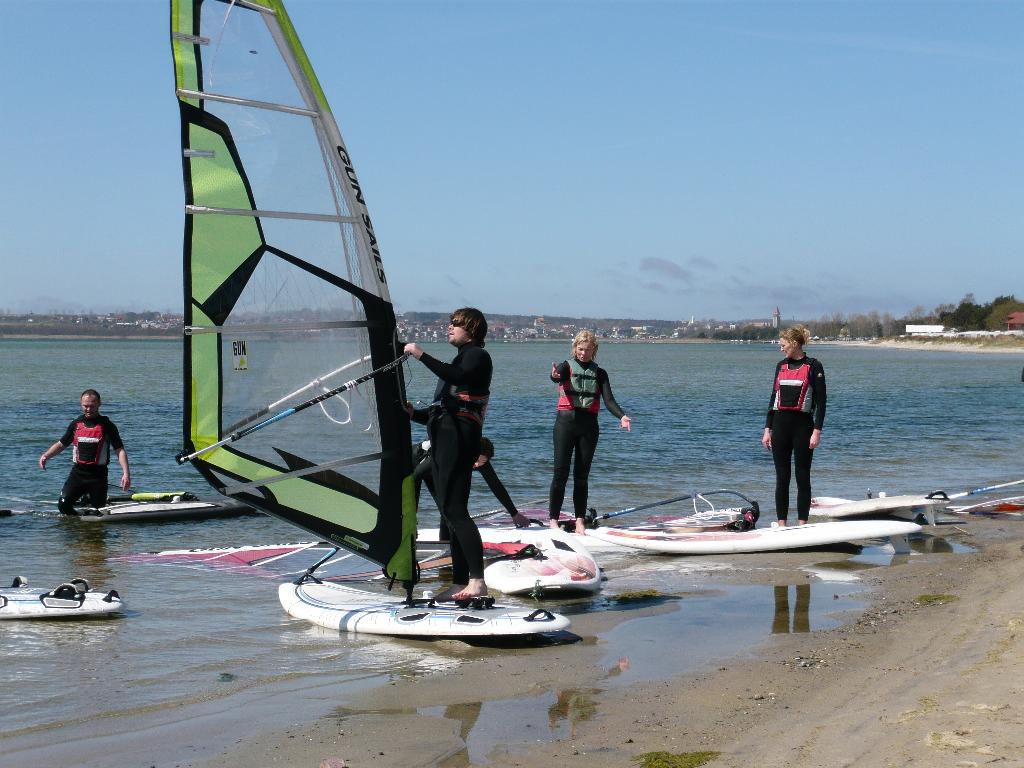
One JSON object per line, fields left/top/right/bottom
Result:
{"left": 169, "top": 0, "right": 416, "bottom": 584}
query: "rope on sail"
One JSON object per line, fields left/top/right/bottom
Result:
{"left": 177, "top": 354, "right": 408, "bottom": 464}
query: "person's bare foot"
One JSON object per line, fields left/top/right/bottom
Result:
{"left": 574, "top": 518, "right": 586, "bottom": 535}
{"left": 433, "top": 584, "right": 465, "bottom": 602}
{"left": 450, "top": 578, "right": 487, "bottom": 601}
{"left": 775, "top": 519, "right": 787, "bottom": 527}
{"left": 547, "top": 519, "right": 560, "bottom": 529}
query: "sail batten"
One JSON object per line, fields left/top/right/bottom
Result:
{"left": 185, "top": 321, "right": 377, "bottom": 335}
{"left": 171, "top": 0, "right": 416, "bottom": 585}
{"left": 222, "top": 452, "right": 385, "bottom": 496}
{"left": 185, "top": 205, "right": 359, "bottom": 223}
{"left": 172, "top": 32, "right": 209, "bottom": 45}
{"left": 176, "top": 88, "right": 319, "bottom": 117}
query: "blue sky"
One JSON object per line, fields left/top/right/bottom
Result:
{"left": 1, "top": 0, "right": 1020, "bottom": 322}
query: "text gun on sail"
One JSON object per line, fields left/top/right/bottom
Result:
{"left": 176, "top": 353, "right": 409, "bottom": 465}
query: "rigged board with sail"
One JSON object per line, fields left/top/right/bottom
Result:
{"left": 169, "top": 0, "right": 569, "bottom": 637}
{"left": 171, "top": 0, "right": 415, "bottom": 586}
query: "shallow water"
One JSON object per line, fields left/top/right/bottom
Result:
{"left": 2, "top": 338, "right": 1021, "bottom": 765}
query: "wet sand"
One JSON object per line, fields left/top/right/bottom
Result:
{"left": 190, "top": 517, "right": 1024, "bottom": 768}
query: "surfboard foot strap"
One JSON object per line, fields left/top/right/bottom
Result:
{"left": 453, "top": 596, "right": 495, "bottom": 610}
{"left": 523, "top": 608, "right": 559, "bottom": 623}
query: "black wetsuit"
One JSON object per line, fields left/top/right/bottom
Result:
{"left": 411, "top": 343, "right": 492, "bottom": 584}
{"left": 413, "top": 442, "right": 521, "bottom": 539}
{"left": 56, "top": 415, "right": 124, "bottom": 515}
{"left": 765, "top": 356, "right": 826, "bottom": 522}
{"left": 549, "top": 360, "right": 626, "bottom": 520}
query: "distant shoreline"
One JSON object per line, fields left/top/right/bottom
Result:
{"left": 3, "top": 334, "right": 1023, "bottom": 353}
{"left": 833, "top": 337, "right": 1024, "bottom": 355}
{"left": 0, "top": 334, "right": 176, "bottom": 341}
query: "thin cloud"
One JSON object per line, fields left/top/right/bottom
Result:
{"left": 639, "top": 257, "right": 693, "bottom": 282}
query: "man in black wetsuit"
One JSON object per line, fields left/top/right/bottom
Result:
{"left": 413, "top": 436, "right": 532, "bottom": 537}
{"left": 404, "top": 307, "right": 492, "bottom": 601}
{"left": 38, "top": 389, "right": 131, "bottom": 515}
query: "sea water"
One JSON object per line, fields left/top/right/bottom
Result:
{"left": 2, "top": 338, "right": 1022, "bottom": 764}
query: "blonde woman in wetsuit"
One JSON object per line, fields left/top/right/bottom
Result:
{"left": 761, "top": 325, "right": 827, "bottom": 526}
{"left": 549, "top": 330, "right": 631, "bottom": 535}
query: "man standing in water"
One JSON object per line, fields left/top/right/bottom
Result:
{"left": 38, "top": 389, "right": 131, "bottom": 515}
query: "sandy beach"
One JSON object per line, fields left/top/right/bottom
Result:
{"left": 187, "top": 516, "right": 1024, "bottom": 768}
{"left": 839, "top": 337, "right": 1024, "bottom": 355}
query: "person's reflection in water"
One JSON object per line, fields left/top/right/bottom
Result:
{"left": 438, "top": 700, "right": 483, "bottom": 768}
{"left": 771, "top": 583, "right": 811, "bottom": 634}
{"left": 59, "top": 519, "right": 115, "bottom": 585}
{"left": 548, "top": 689, "right": 597, "bottom": 738}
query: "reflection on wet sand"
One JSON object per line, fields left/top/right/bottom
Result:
{"left": 438, "top": 700, "right": 483, "bottom": 768}
{"left": 910, "top": 535, "right": 954, "bottom": 554}
{"left": 58, "top": 518, "right": 115, "bottom": 585}
{"left": 548, "top": 688, "right": 597, "bottom": 738}
{"left": 771, "top": 584, "right": 811, "bottom": 634}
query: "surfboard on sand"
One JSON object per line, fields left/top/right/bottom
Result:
{"left": 949, "top": 495, "right": 1024, "bottom": 517}
{"left": 0, "top": 577, "right": 124, "bottom": 620}
{"left": 584, "top": 519, "right": 922, "bottom": 555}
{"left": 478, "top": 534, "right": 601, "bottom": 595}
{"left": 810, "top": 494, "right": 949, "bottom": 524}
{"left": 278, "top": 581, "right": 570, "bottom": 638}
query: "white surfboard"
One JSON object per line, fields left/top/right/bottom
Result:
{"left": 584, "top": 519, "right": 921, "bottom": 555}
{"left": 0, "top": 577, "right": 124, "bottom": 619}
{"left": 278, "top": 581, "right": 570, "bottom": 638}
{"left": 810, "top": 494, "right": 948, "bottom": 523}
{"left": 480, "top": 534, "right": 601, "bottom": 595}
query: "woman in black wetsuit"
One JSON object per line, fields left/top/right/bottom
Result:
{"left": 405, "top": 307, "right": 492, "bottom": 601}
{"left": 761, "top": 325, "right": 826, "bottom": 526}
{"left": 549, "top": 330, "right": 632, "bottom": 535}
{"left": 413, "top": 436, "right": 532, "bottom": 534}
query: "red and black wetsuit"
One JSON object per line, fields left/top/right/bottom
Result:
{"left": 56, "top": 415, "right": 124, "bottom": 515}
{"left": 549, "top": 359, "right": 626, "bottom": 520}
{"left": 411, "top": 342, "right": 492, "bottom": 584}
{"left": 765, "top": 356, "right": 826, "bottom": 522}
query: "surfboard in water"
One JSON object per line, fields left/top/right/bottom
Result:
{"left": 168, "top": 0, "right": 567, "bottom": 637}
{"left": 0, "top": 577, "right": 123, "bottom": 620}
{"left": 278, "top": 582, "right": 570, "bottom": 638}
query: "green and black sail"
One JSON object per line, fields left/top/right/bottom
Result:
{"left": 170, "top": 0, "right": 416, "bottom": 583}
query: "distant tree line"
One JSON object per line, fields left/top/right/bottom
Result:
{"left": 716, "top": 294, "right": 1023, "bottom": 341}
{"left": 911, "top": 294, "right": 1024, "bottom": 332}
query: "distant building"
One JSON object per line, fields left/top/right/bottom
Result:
{"left": 772, "top": 307, "right": 781, "bottom": 329}
{"left": 1006, "top": 312, "right": 1024, "bottom": 331}
{"left": 905, "top": 324, "right": 945, "bottom": 336}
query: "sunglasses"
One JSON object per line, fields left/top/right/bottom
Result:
{"left": 448, "top": 317, "right": 465, "bottom": 327}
